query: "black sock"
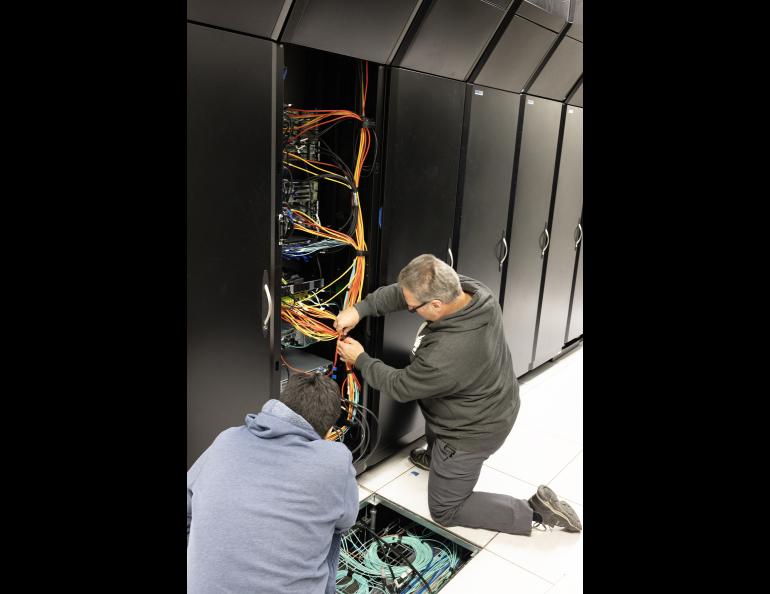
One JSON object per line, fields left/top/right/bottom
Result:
{"left": 528, "top": 501, "right": 543, "bottom": 523}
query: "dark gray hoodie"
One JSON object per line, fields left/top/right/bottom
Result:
{"left": 187, "top": 399, "right": 359, "bottom": 594}
{"left": 354, "top": 275, "right": 519, "bottom": 452}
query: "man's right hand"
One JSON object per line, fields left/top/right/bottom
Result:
{"left": 334, "top": 306, "right": 360, "bottom": 337}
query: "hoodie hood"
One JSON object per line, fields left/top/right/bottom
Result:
{"left": 429, "top": 276, "right": 495, "bottom": 333}
{"left": 245, "top": 399, "right": 320, "bottom": 441}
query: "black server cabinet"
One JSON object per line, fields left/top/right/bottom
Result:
{"left": 533, "top": 104, "right": 582, "bottom": 367}
{"left": 394, "top": 0, "right": 511, "bottom": 81}
{"left": 187, "top": 24, "right": 281, "bottom": 468}
{"left": 187, "top": 0, "right": 292, "bottom": 39}
{"left": 566, "top": 226, "right": 582, "bottom": 342}
{"left": 568, "top": 81, "right": 583, "bottom": 107}
{"left": 367, "top": 67, "right": 466, "bottom": 465}
{"left": 281, "top": 0, "right": 422, "bottom": 64}
{"left": 380, "top": 68, "right": 465, "bottom": 279}
{"left": 527, "top": 35, "right": 582, "bottom": 102}
{"left": 517, "top": 0, "right": 570, "bottom": 33}
{"left": 278, "top": 45, "right": 387, "bottom": 474}
{"left": 501, "top": 95, "right": 562, "bottom": 376}
{"left": 473, "top": 15, "right": 556, "bottom": 93}
{"left": 568, "top": 0, "right": 583, "bottom": 42}
{"left": 455, "top": 84, "right": 520, "bottom": 300}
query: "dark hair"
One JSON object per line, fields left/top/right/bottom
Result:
{"left": 280, "top": 373, "right": 341, "bottom": 437}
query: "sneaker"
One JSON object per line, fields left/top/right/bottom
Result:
{"left": 409, "top": 447, "right": 431, "bottom": 470}
{"left": 528, "top": 485, "right": 582, "bottom": 532}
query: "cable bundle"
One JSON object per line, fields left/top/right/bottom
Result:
{"left": 337, "top": 522, "right": 462, "bottom": 594}
{"left": 281, "top": 238, "right": 349, "bottom": 261}
{"left": 279, "top": 62, "right": 373, "bottom": 454}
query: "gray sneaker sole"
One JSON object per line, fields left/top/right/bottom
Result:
{"left": 534, "top": 485, "right": 582, "bottom": 532}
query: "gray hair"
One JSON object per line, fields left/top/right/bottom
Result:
{"left": 397, "top": 254, "right": 462, "bottom": 303}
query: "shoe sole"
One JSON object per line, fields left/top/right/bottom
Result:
{"left": 534, "top": 485, "right": 582, "bottom": 532}
{"left": 409, "top": 455, "right": 431, "bottom": 471}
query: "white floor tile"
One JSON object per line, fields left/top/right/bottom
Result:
{"left": 518, "top": 346, "right": 581, "bottom": 389}
{"left": 483, "top": 422, "right": 582, "bottom": 486}
{"left": 521, "top": 347, "right": 582, "bottom": 389}
{"left": 440, "top": 550, "right": 553, "bottom": 594}
{"left": 515, "top": 355, "right": 582, "bottom": 448}
{"left": 546, "top": 567, "right": 583, "bottom": 594}
{"left": 515, "top": 390, "right": 561, "bottom": 434}
{"left": 485, "top": 502, "right": 583, "bottom": 584}
{"left": 358, "top": 485, "right": 372, "bottom": 503}
{"left": 544, "top": 523, "right": 583, "bottom": 593}
{"left": 542, "top": 398, "right": 583, "bottom": 447}
{"left": 517, "top": 366, "right": 554, "bottom": 391}
{"left": 526, "top": 366, "right": 582, "bottom": 405}
{"left": 357, "top": 438, "right": 424, "bottom": 492}
{"left": 548, "top": 452, "right": 583, "bottom": 505}
{"left": 376, "top": 468, "right": 499, "bottom": 547}
{"left": 475, "top": 464, "right": 539, "bottom": 498}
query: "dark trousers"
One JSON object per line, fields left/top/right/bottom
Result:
{"left": 425, "top": 425, "right": 534, "bottom": 536}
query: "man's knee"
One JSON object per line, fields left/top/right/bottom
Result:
{"left": 428, "top": 498, "right": 458, "bottom": 526}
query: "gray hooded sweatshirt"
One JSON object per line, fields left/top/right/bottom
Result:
{"left": 354, "top": 275, "right": 519, "bottom": 452}
{"left": 187, "top": 399, "right": 359, "bottom": 594}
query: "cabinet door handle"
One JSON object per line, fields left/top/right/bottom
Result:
{"left": 541, "top": 225, "right": 550, "bottom": 258}
{"left": 262, "top": 282, "right": 272, "bottom": 332}
{"left": 499, "top": 231, "right": 508, "bottom": 271}
{"left": 575, "top": 223, "right": 583, "bottom": 249}
{"left": 447, "top": 247, "right": 454, "bottom": 268}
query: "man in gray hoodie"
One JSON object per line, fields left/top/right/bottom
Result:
{"left": 336, "top": 254, "right": 581, "bottom": 536}
{"left": 187, "top": 373, "right": 359, "bottom": 594}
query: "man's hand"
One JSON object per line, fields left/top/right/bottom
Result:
{"left": 337, "top": 337, "right": 365, "bottom": 366}
{"left": 334, "top": 306, "right": 360, "bottom": 337}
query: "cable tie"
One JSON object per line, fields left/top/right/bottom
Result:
{"left": 354, "top": 249, "right": 368, "bottom": 257}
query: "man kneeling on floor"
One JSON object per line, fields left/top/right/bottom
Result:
{"left": 187, "top": 373, "right": 359, "bottom": 594}
{"left": 336, "top": 253, "right": 582, "bottom": 536}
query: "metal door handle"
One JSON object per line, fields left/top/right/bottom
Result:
{"left": 575, "top": 223, "right": 583, "bottom": 249}
{"left": 262, "top": 283, "right": 272, "bottom": 331}
{"left": 541, "top": 226, "right": 550, "bottom": 258}
{"left": 447, "top": 247, "right": 454, "bottom": 268}
{"left": 499, "top": 231, "right": 508, "bottom": 271}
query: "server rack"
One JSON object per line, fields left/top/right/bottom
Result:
{"left": 187, "top": 0, "right": 584, "bottom": 469}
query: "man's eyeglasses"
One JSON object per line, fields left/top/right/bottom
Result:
{"left": 407, "top": 301, "right": 430, "bottom": 314}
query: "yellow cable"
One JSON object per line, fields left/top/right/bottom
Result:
{"left": 286, "top": 152, "right": 337, "bottom": 176}
{"left": 298, "top": 260, "right": 355, "bottom": 304}
{"left": 283, "top": 162, "right": 352, "bottom": 190}
{"left": 319, "top": 278, "right": 353, "bottom": 306}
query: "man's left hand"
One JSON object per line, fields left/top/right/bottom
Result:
{"left": 337, "top": 337, "right": 365, "bottom": 366}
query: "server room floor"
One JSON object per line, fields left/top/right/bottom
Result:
{"left": 355, "top": 345, "right": 583, "bottom": 593}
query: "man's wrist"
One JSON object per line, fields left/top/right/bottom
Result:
{"left": 354, "top": 351, "right": 370, "bottom": 369}
{"left": 353, "top": 301, "right": 371, "bottom": 319}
